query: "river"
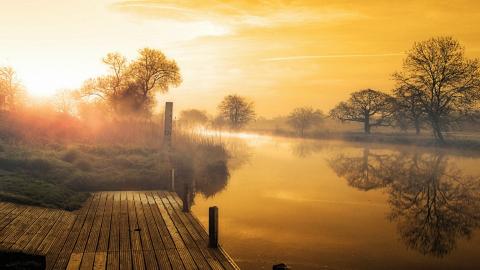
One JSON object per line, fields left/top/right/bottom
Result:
{"left": 190, "top": 133, "right": 480, "bottom": 269}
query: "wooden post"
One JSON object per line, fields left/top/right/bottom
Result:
{"left": 209, "top": 206, "right": 219, "bottom": 248}
{"left": 164, "top": 102, "right": 173, "bottom": 146}
{"left": 171, "top": 168, "right": 175, "bottom": 191}
{"left": 182, "top": 183, "right": 190, "bottom": 212}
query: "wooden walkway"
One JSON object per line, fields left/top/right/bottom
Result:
{"left": 0, "top": 191, "right": 239, "bottom": 270}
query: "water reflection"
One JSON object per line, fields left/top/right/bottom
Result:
{"left": 176, "top": 139, "right": 251, "bottom": 207}
{"left": 329, "top": 149, "right": 480, "bottom": 257}
{"left": 290, "top": 140, "right": 325, "bottom": 158}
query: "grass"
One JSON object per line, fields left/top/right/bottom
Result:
{"left": 0, "top": 133, "right": 230, "bottom": 211}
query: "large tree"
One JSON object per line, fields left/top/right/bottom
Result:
{"left": 393, "top": 86, "right": 426, "bottom": 135}
{"left": 288, "top": 107, "right": 324, "bottom": 137}
{"left": 393, "top": 37, "right": 480, "bottom": 143}
{"left": 330, "top": 89, "right": 395, "bottom": 134}
{"left": 80, "top": 48, "right": 181, "bottom": 116}
{"left": 218, "top": 95, "right": 255, "bottom": 129}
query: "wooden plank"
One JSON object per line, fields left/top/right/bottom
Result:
{"left": 119, "top": 250, "right": 133, "bottom": 270}
{"left": 164, "top": 193, "right": 224, "bottom": 270}
{"left": 0, "top": 206, "right": 46, "bottom": 247}
{"left": 50, "top": 194, "right": 96, "bottom": 270}
{"left": 108, "top": 192, "right": 121, "bottom": 252}
{"left": 158, "top": 191, "right": 212, "bottom": 270}
{"left": 93, "top": 252, "right": 107, "bottom": 270}
{"left": 38, "top": 211, "right": 75, "bottom": 254}
{"left": 138, "top": 193, "right": 172, "bottom": 270}
{"left": 98, "top": 192, "right": 114, "bottom": 252}
{"left": 66, "top": 252, "right": 83, "bottom": 270}
{"left": 74, "top": 193, "right": 102, "bottom": 253}
{"left": 0, "top": 205, "right": 28, "bottom": 240}
{"left": 80, "top": 252, "right": 96, "bottom": 270}
{"left": 126, "top": 192, "right": 145, "bottom": 270}
{"left": 133, "top": 192, "right": 158, "bottom": 270}
{"left": 85, "top": 193, "right": 108, "bottom": 252}
{"left": 145, "top": 192, "right": 184, "bottom": 270}
{"left": 107, "top": 251, "right": 120, "bottom": 270}
{"left": 10, "top": 209, "right": 58, "bottom": 252}
{"left": 23, "top": 210, "right": 63, "bottom": 254}
{"left": 169, "top": 192, "right": 238, "bottom": 270}
{"left": 119, "top": 192, "right": 132, "bottom": 270}
{"left": 151, "top": 191, "right": 197, "bottom": 270}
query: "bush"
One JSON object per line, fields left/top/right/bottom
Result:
{"left": 61, "top": 149, "right": 79, "bottom": 163}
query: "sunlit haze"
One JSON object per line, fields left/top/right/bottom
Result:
{"left": 1, "top": 0, "right": 480, "bottom": 116}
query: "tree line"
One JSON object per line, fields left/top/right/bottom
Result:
{"left": 212, "top": 37, "right": 480, "bottom": 144}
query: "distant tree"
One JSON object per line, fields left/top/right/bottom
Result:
{"left": 53, "top": 89, "right": 77, "bottom": 115}
{"left": 218, "top": 95, "right": 255, "bottom": 129}
{"left": 393, "top": 37, "right": 480, "bottom": 143}
{"left": 0, "top": 66, "right": 24, "bottom": 110}
{"left": 393, "top": 86, "right": 426, "bottom": 135}
{"left": 287, "top": 107, "right": 324, "bottom": 137}
{"left": 79, "top": 48, "right": 181, "bottom": 116}
{"left": 179, "top": 109, "right": 209, "bottom": 128}
{"left": 329, "top": 89, "right": 395, "bottom": 134}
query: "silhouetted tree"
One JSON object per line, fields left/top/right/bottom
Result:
{"left": 329, "top": 89, "right": 395, "bottom": 134}
{"left": 393, "top": 37, "right": 480, "bottom": 143}
{"left": 287, "top": 107, "right": 324, "bottom": 137}
{"left": 394, "top": 86, "right": 426, "bottom": 135}
{"left": 218, "top": 95, "right": 255, "bottom": 129}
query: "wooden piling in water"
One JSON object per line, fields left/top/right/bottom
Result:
{"left": 209, "top": 206, "right": 219, "bottom": 248}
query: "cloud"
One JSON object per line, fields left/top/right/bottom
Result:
{"left": 111, "top": 0, "right": 363, "bottom": 29}
{"left": 261, "top": 53, "right": 405, "bottom": 62}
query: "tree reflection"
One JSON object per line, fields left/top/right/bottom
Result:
{"left": 291, "top": 140, "right": 324, "bottom": 158}
{"left": 329, "top": 149, "right": 480, "bottom": 257}
{"left": 328, "top": 148, "right": 394, "bottom": 190}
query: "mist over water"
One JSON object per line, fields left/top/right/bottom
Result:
{"left": 188, "top": 133, "right": 480, "bottom": 269}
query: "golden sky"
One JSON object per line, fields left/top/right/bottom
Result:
{"left": 1, "top": 0, "right": 480, "bottom": 116}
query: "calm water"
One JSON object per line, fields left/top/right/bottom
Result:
{"left": 190, "top": 134, "right": 480, "bottom": 269}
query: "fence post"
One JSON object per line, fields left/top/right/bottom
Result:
{"left": 164, "top": 102, "right": 173, "bottom": 147}
{"left": 209, "top": 206, "right": 219, "bottom": 248}
{"left": 182, "top": 183, "right": 190, "bottom": 212}
{"left": 171, "top": 168, "right": 175, "bottom": 191}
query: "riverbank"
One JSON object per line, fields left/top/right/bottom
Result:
{"left": 248, "top": 128, "right": 480, "bottom": 153}
{"left": 0, "top": 135, "right": 229, "bottom": 210}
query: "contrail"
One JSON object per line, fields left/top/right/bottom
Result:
{"left": 261, "top": 52, "right": 405, "bottom": 62}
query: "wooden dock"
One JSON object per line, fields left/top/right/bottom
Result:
{"left": 0, "top": 191, "right": 239, "bottom": 270}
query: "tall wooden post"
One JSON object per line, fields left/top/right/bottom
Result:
{"left": 182, "top": 183, "right": 191, "bottom": 212}
{"left": 209, "top": 206, "right": 219, "bottom": 248}
{"left": 164, "top": 102, "right": 173, "bottom": 147}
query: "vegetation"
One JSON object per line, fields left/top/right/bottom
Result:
{"left": 287, "top": 107, "right": 324, "bottom": 137}
{"left": 393, "top": 37, "right": 480, "bottom": 143}
{"left": 329, "top": 89, "right": 395, "bottom": 134}
{"left": 178, "top": 109, "right": 209, "bottom": 128}
{"left": 79, "top": 48, "right": 181, "bottom": 116}
{"left": 218, "top": 94, "right": 255, "bottom": 129}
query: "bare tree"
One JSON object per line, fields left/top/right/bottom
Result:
{"left": 287, "top": 107, "right": 324, "bottom": 137}
{"left": 393, "top": 37, "right": 480, "bottom": 143}
{"left": 218, "top": 95, "right": 255, "bottom": 129}
{"left": 329, "top": 89, "right": 395, "bottom": 134}
{"left": 0, "top": 66, "right": 24, "bottom": 110}
{"left": 393, "top": 86, "right": 426, "bottom": 135}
